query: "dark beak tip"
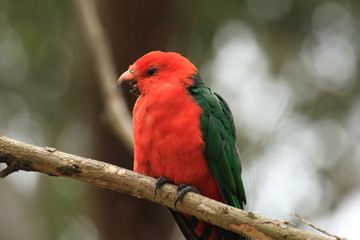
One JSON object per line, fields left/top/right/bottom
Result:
{"left": 117, "top": 76, "right": 128, "bottom": 86}
{"left": 116, "top": 79, "right": 123, "bottom": 88}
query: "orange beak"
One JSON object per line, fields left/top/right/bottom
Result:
{"left": 117, "top": 68, "right": 136, "bottom": 87}
{"left": 117, "top": 68, "right": 140, "bottom": 96}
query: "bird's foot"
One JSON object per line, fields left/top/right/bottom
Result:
{"left": 174, "top": 184, "right": 200, "bottom": 208}
{"left": 154, "top": 176, "right": 173, "bottom": 196}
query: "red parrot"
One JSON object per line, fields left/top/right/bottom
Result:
{"left": 118, "top": 51, "right": 248, "bottom": 240}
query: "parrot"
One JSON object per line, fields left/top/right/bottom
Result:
{"left": 118, "top": 51, "right": 249, "bottom": 240}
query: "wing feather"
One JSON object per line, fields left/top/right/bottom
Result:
{"left": 189, "top": 85, "right": 246, "bottom": 209}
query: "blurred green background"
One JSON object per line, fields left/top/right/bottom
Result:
{"left": 0, "top": 0, "right": 359, "bottom": 239}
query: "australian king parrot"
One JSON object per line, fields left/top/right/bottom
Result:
{"left": 118, "top": 51, "right": 249, "bottom": 240}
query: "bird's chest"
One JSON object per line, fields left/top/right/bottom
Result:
{"left": 133, "top": 92, "right": 186, "bottom": 142}
{"left": 132, "top": 88, "right": 207, "bottom": 184}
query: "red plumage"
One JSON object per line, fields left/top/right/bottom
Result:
{"left": 133, "top": 80, "right": 222, "bottom": 203}
{"left": 129, "top": 51, "right": 223, "bottom": 203}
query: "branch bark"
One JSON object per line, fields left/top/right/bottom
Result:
{"left": 0, "top": 135, "right": 342, "bottom": 240}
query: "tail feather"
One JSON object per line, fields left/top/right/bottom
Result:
{"left": 167, "top": 208, "right": 249, "bottom": 240}
{"left": 167, "top": 208, "right": 199, "bottom": 240}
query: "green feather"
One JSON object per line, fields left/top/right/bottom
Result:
{"left": 188, "top": 82, "right": 247, "bottom": 209}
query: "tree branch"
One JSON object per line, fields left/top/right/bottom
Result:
{"left": 75, "top": 0, "right": 134, "bottom": 152}
{"left": 0, "top": 135, "right": 344, "bottom": 240}
{"left": 292, "top": 214, "right": 347, "bottom": 240}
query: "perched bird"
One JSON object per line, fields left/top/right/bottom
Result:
{"left": 118, "top": 51, "right": 248, "bottom": 240}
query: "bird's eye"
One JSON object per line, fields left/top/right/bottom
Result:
{"left": 147, "top": 67, "right": 157, "bottom": 77}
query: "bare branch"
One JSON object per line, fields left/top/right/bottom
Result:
{"left": 0, "top": 135, "right": 345, "bottom": 240}
{"left": 293, "top": 214, "right": 347, "bottom": 240}
{"left": 75, "top": 0, "right": 134, "bottom": 152}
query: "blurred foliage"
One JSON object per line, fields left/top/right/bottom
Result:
{"left": 0, "top": 0, "right": 359, "bottom": 239}
{"left": 0, "top": 0, "right": 94, "bottom": 239}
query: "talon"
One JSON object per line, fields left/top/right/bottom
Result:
{"left": 154, "top": 177, "right": 173, "bottom": 196}
{"left": 174, "top": 185, "right": 200, "bottom": 208}
{"left": 177, "top": 184, "right": 188, "bottom": 193}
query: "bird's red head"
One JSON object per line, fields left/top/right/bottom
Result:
{"left": 118, "top": 51, "right": 198, "bottom": 95}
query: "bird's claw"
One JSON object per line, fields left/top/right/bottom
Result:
{"left": 177, "top": 184, "right": 188, "bottom": 193}
{"left": 155, "top": 178, "right": 200, "bottom": 208}
{"left": 154, "top": 177, "right": 173, "bottom": 196}
{"left": 174, "top": 185, "right": 200, "bottom": 208}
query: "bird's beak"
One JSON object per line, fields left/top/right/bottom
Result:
{"left": 117, "top": 68, "right": 140, "bottom": 96}
{"left": 117, "top": 69, "right": 135, "bottom": 87}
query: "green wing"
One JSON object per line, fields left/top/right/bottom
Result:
{"left": 189, "top": 84, "right": 246, "bottom": 209}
